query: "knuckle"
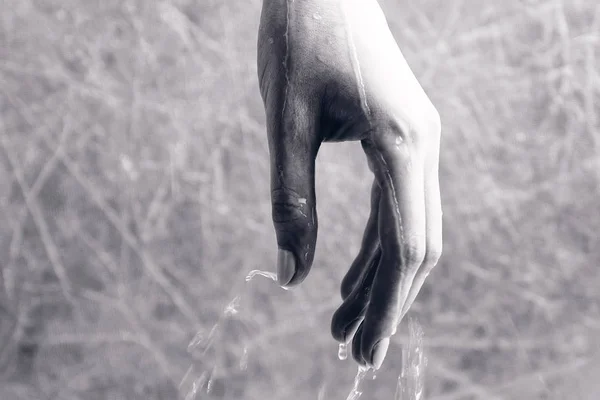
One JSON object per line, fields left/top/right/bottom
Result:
{"left": 377, "top": 116, "right": 413, "bottom": 147}
{"left": 401, "top": 235, "right": 427, "bottom": 269}
{"left": 423, "top": 242, "right": 443, "bottom": 271}
{"left": 371, "top": 113, "right": 436, "bottom": 158}
{"left": 412, "top": 106, "right": 442, "bottom": 150}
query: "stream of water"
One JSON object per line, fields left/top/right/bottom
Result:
{"left": 179, "top": 270, "right": 427, "bottom": 400}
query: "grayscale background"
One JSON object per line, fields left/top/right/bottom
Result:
{"left": 1, "top": 0, "right": 599, "bottom": 399}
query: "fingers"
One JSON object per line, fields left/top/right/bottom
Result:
{"left": 399, "top": 141, "right": 443, "bottom": 320}
{"left": 340, "top": 179, "right": 381, "bottom": 300}
{"left": 332, "top": 174, "right": 380, "bottom": 346}
{"left": 331, "top": 250, "right": 380, "bottom": 344}
{"left": 359, "top": 127, "right": 427, "bottom": 369}
{"left": 266, "top": 94, "right": 321, "bottom": 288}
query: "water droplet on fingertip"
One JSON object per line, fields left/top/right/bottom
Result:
{"left": 338, "top": 342, "right": 348, "bottom": 360}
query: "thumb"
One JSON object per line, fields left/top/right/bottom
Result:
{"left": 266, "top": 96, "right": 320, "bottom": 288}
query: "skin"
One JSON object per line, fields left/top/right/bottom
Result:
{"left": 257, "top": 0, "right": 443, "bottom": 370}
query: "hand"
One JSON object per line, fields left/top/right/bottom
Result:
{"left": 257, "top": 0, "right": 442, "bottom": 370}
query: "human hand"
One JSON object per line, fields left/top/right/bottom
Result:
{"left": 257, "top": 0, "right": 442, "bottom": 370}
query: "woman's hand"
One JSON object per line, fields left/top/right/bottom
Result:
{"left": 257, "top": 0, "right": 442, "bottom": 370}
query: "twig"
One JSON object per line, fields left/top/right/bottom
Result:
{"left": 7, "top": 107, "right": 74, "bottom": 280}
{"left": 38, "top": 133, "right": 200, "bottom": 328}
{"left": 493, "top": 356, "right": 590, "bottom": 394}
{"left": 429, "top": 360, "right": 503, "bottom": 400}
{"left": 0, "top": 136, "right": 75, "bottom": 305}
{"left": 157, "top": 1, "right": 225, "bottom": 56}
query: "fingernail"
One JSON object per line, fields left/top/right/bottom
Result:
{"left": 277, "top": 249, "right": 296, "bottom": 287}
{"left": 370, "top": 338, "right": 390, "bottom": 370}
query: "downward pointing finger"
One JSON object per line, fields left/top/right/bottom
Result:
{"left": 359, "top": 127, "right": 427, "bottom": 369}
{"left": 341, "top": 178, "right": 381, "bottom": 300}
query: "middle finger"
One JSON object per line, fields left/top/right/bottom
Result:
{"left": 359, "top": 132, "right": 427, "bottom": 369}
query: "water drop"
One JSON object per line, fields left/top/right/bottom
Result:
{"left": 313, "top": 12, "right": 322, "bottom": 20}
{"left": 187, "top": 331, "right": 204, "bottom": 352}
{"left": 372, "top": 373, "right": 377, "bottom": 380}
{"left": 338, "top": 342, "right": 348, "bottom": 360}
{"left": 188, "top": 324, "right": 219, "bottom": 355}
{"left": 223, "top": 296, "right": 240, "bottom": 316}
{"left": 395, "top": 136, "right": 403, "bottom": 148}
{"left": 268, "top": 37, "right": 274, "bottom": 44}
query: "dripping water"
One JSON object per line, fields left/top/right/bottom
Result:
{"left": 180, "top": 269, "right": 280, "bottom": 400}
{"left": 394, "top": 318, "right": 427, "bottom": 400}
{"left": 338, "top": 342, "right": 348, "bottom": 360}
{"left": 345, "top": 365, "right": 370, "bottom": 400}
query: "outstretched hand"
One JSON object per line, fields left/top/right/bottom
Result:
{"left": 257, "top": 0, "right": 442, "bottom": 370}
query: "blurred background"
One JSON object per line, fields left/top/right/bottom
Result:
{"left": 1, "top": 0, "right": 599, "bottom": 399}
